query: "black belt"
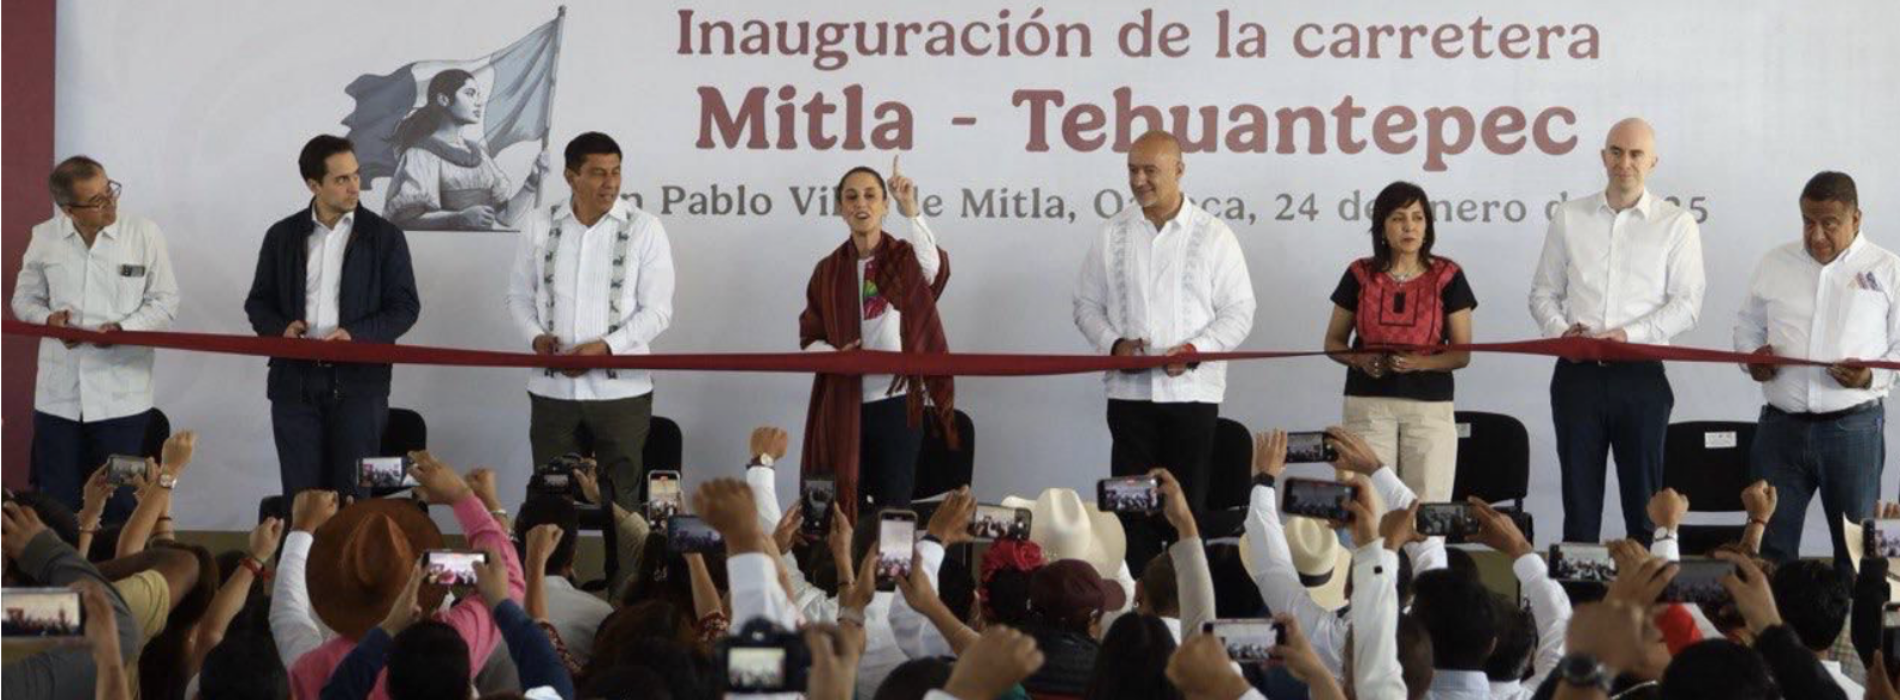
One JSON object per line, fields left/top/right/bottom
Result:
{"left": 1767, "top": 400, "right": 1879, "bottom": 422}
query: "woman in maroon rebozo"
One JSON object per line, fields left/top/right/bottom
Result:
{"left": 798, "top": 159, "right": 957, "bottom": 519}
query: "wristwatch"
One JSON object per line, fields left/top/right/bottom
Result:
{"left": 1558, "top": 653, "right": 1613, "bottom": 691}
{"left": 1251, "top": 473, "right": 1277, "bottom": 490}
{"left": 749, "top": 454, "right": 775, "bottom": 468}
{"left": 157, "top": 473, "right": 178, "bottom": 490}
{"left": 1653, "top": 526, "right": 1678, "bottom": 543}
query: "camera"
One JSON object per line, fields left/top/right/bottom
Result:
{"left": 716, "top": 619, "right": 811, "bottom": 694}
{"left": 530, "top": 453, "right": 586, "bottom": 498}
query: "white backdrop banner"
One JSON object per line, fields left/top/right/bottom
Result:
{"left": 52, "top": 1, "right": 1900, "bottom": 553}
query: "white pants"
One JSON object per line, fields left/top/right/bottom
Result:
{"left": 1340, "top": 395, "right": 1458, "bottom": 503}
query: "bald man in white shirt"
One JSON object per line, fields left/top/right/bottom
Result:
{"left": 1736, "top": 171, "right": 1897, "bottom": 572}
{"left": 1528, "top": 118, "right": 1705, "bottom": 546}
{"left": 1074, "top": 130, "right": 1256, "bottom": 572}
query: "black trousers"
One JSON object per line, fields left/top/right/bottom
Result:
{"left": 860, "top": 396, "right": 925, "bottom": 511}
{"left": 1551, "top": 360, "right": 1673, "bottom": 545}
{"left": 270, "top": 366, "right": 388, "bottom": 502}
{"left": 31, "top": 410, "right": 148, "bottom": 523}
{"left": 1107, "top": 399, "right": 1219, "bottom": 571}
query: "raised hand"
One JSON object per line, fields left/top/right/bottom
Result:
{"left": 1741, "top": 480, "right": 1777, "bottom": 523}
{"left": 1252, "top": 429, "right": 1288, "bottom": 478}
{"left": 291, "top": 489, "right": 340, "bottom": 533}
{"left": 408, "top": 451, "right": 473, "bottom": 505}
{"left": 750, "top": 426, "right": 790, "bottom": 463}
{"left": 1646, "top": 488, "right": 1689, "bottom": 531}
{"left": 1325, "top": 426, "right": 1382, "bottom": 475}
{"left": 888, "top": 155, "right": 919, "bottom": 218}
{"left": 250, "top": 517, "right": 284, "bottom": 562}
{"left": 926, "top": 486, "right": 977, "bottom": 546}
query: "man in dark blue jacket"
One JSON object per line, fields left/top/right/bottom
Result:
{"left": 244, "top": 135, "right": 420, "bottom": 499}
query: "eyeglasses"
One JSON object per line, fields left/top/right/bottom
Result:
{"left": 63, "top": 180, "right": 123, "bottom": 210}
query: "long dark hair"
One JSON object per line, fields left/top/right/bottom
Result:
{"left": 1369, "top": 181, "right": 1437, "bottom": 271}
{"left": 1081, "top": 614, "right": 1183, "bottom": 700}
{"left": 392, "top": 69, "right": 476, "bottom": 150}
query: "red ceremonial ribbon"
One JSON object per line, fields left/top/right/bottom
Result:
{"left": 3, "top": 319, "right": 1887, "bottom": 376}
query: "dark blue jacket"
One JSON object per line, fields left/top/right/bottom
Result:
{"left": 243, "top": 204, "right": 419, "bottom": 400}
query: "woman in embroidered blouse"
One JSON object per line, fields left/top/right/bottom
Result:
{"left": 385, "top": 69, "right": 549, "bottom": 231}
{"left": 797, "top": 158, "right": 957, "bottom": 517}
{"left": 1322, "top": 181, "right": 1476, "bottom": 502}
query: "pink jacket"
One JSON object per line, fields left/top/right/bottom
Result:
{"left": 288, "top": 494, "right": 524, "bottom": 700}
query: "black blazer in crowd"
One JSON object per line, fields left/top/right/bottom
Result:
{"left": 243, "top": 203, "right": 420, "bottom": 400}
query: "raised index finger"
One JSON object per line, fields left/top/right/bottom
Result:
{"left": 891, "top": 154, "right": 901, "bottom": 177}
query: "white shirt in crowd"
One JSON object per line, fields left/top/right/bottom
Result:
{"left": 1529, "top": 189, "right": 1705, "bottom": 344}
{"left": 1245, "top": 467, "right": 1447, "bottom": 679}
{"left": 802, "top": 215, "right": 942, "bottom": 403}
{"left": 1824, "top": 659, "right": 1865, "bottom": 698}
{"left": 11, "top": 212, "right": 179, "bottom": 422}
{"left": 1074, "top": 198, "right": 1256, "bottom": 404}
{"left": 506, "top": 198, "right": 675, "bottom": 402}
{"left": 1734, "top": 233, "right": 1900, "bottom": 413}
{"left": 304, "top": 209, "right": 352, "bottom": 339}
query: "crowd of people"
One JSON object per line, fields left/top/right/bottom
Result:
{"left": 7, "top": 61, "right": 1898, "bottom": 699}
{"left": 10, "top": 422, "right": 1900, "bottom": 700}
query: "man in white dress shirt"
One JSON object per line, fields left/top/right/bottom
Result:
{"left": 12, "top": 156, "right": 178, "bottom": 521}
{"left": 1528, "top": 118, "right": 1705, "bottom": 545}
{"left": 1074, "top": 130, "right": 1256, "bottom": 571}
{"left": 1736, "top": 171, "right": 1897, "bottom": 571}
{"left": 507, "top": 132, "right": 674, "bottom": 509}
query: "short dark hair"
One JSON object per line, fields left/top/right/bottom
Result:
{"left": 387, "top": 621, "right": 470, "bottom": 700}
{"left": 1082, "top": 613, "right": 1182, "bottom": 700}
{"left": 1483, "top": 595, "right": 1535, "bottom": 682}
{"left": 564, "top": 132, "right": 623, "bottom": 172}
{"left": 1771, "top": 559, "right": 1851, "bottom": 652}
{"left": 6, "top": 491, "right": 80, "bottom": 552}
{"left": 1396, "top": 548, "right": 1416, "bottom": 606}
{"left": 835, "top": 166, "right": 887, "bottom": 206}
{"left": 48, "top": 156, "right": 105, "bottom": 207}
{"left": 981, "top": 567, "right": 1035, "bottom": 627}
{"left": 1397, "top": 614, "right": 1435, "bottom": 700}
{"left": 1369, "top": 181, "right": 1437, "bottom": 271}
{"left": 1408, "top": 569, "right": 1497, "bottom": 670}
{"left": 298, "top": 135, "right": 355, "bottom": 184}
{"left": 1801, "top": 171, "right": 1859, "bottom": 210}
{"left": 198, "top": 629, "right": 288, "bottom": 700}
{"left": 514, "top": 495, "right": 580, "bottom": 575}
{"left": 874, "top": 657, "right": 955, "bottom": 700}
{"left": 1139, "top": 552, "right": 1179, "bottom": 617}
{"left": 578, "top": 664, "right": 676, "bottom": 700}
{"left": 580, "top": 637, "right": 710, "bottom": 700}
{"left": 1659, "top": 639, "right": 1776, "bottom": 700}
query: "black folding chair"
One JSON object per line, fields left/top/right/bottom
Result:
{"left": 139, "top": 408, "right": 171, "bottom": 462}
{"left": 1448, "top": 411, "right": 1534, "bottom": 543}
{"left": 575, "top": 415, "right": 685, "bottom": 593}
{"left": 1663, "top": 421, "right": 1757, "bottom": 555}
{"left": 913, "top": 409, "right": 975, "bottom": 500}
{"left": 1198, "top": 417, "right": 1256, "bottom": 537}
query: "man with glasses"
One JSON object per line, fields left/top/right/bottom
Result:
{"left": 11, "top": 156, "right": 179, "bottom": 521}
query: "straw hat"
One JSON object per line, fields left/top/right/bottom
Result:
{"left": 1239, "top": 516, "right": 1353, "bottom": 610}
{"left": 1001, "top": 488, "right": 1127, "bottom": 579}
{"left": 307, "top": 499, "right": 446, "bottom": 640}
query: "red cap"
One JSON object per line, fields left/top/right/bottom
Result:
{"left": 1030, "top": 558, "right": 1126, "bottom": 625}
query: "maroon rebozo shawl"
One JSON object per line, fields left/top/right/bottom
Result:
{"left": 798, "top": 233, "right": 958, "bottom": 519}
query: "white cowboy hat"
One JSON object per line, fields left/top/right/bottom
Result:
{"left": 1238, "top": 516, "right": 1353, "bottom": 611}
{"left": 1843, "top": 516, "right": 1900, "bottom": 603}
{"left": 1001, "top": 488, "right": 1127, "bottom": 579}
